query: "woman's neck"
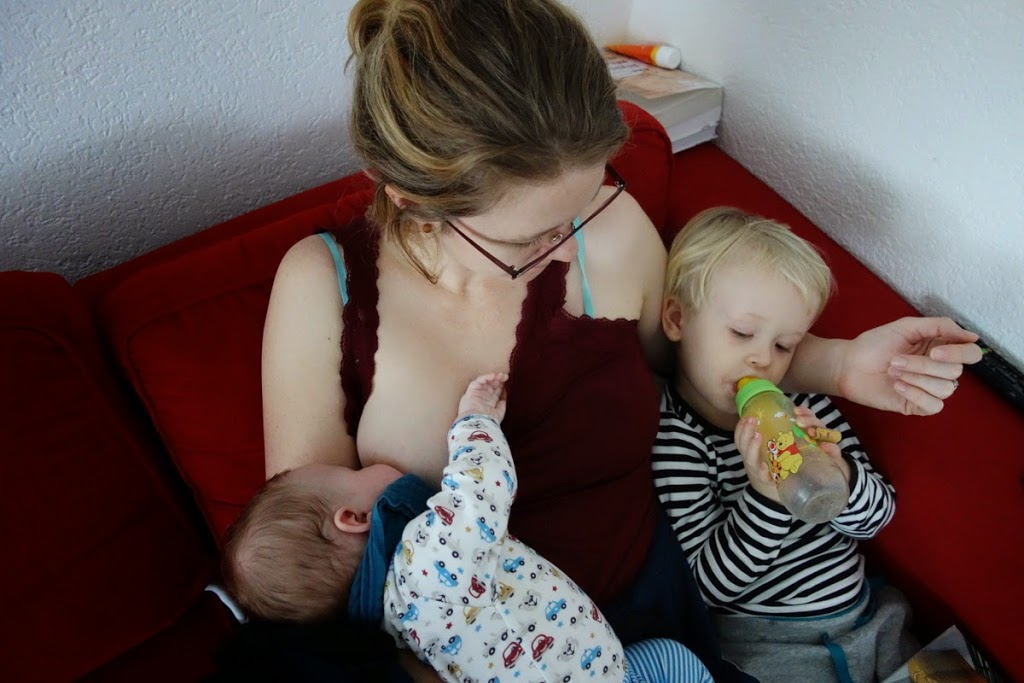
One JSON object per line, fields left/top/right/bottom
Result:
{"left": 388, "top": 236, "right": 525, "bottom": 301}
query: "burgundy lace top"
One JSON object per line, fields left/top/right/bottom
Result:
{"left": 333, "top": 219, "right": 660, "bottom": 604}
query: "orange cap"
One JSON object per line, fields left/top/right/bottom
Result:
{"left": 606, "top": 43, "right": 681, "bottom": 69}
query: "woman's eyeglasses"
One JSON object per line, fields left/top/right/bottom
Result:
{"left": 445, "top": 164, "right": 626, "bottom": 280}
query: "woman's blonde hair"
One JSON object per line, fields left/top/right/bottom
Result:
{"left": 347, "top": 0, "right": 628, "bottom": 280}
{"left": 665, "top": 207, "right": 835, "bottom": 316}
{"left": 221, "top": 471, "right": 364, "bottom": 623}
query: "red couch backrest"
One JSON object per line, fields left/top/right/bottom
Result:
{"left": 0, "top": 272, "right": 215, "bottom": 681}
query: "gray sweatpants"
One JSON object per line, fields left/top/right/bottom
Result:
{"left": 713, "top": 586, "right": 919, "bottom": 683}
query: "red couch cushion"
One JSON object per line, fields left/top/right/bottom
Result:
{"left": 94, "top": 192, "right": 373, "bottom": 541}
{"left": 78, "top": 591, "right": 235, "bottom": 683}
{"left": 0, "top": 272, "right": 216, "bottom": 681}
{"left": 89, "top": 103, "right": 674, "bottom": 544}
{"left": 671, "top": 144, "right": 1024, "bottom": 681}
{"left": 614, "top": 100, "right": 673, "bottom": 233}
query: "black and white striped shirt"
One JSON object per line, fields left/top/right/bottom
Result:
{"left": 652, "top": 385, "right": 896, "bottom": 618}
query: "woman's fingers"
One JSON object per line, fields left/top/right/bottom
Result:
{"left": 893, "top": 370, "right": 960, "bottom": 400}
{"left": 893, "top": 380, "right": 945, "bottom": 416}
{"left": 929, "top": 341, "right": 983, "bottom": 365}
{"left": 889, "top": 354, "right": 964, "bottom": 381}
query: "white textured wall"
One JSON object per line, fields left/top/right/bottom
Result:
{"left": 0, "top": 1, "right": 629, "bottom": 282}
{"left": 630, "top": 0, "right": 1024, "bottom": 365}
{"left": 562, "top": 0, "right": 633, "bottom": 45}
{"left": 1, "top": 1, "right": 360, "bottom": 280}
{"left": 19, "top": 2, "right": 1019, "bottom": 366}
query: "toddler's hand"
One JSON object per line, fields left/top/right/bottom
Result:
{"left": 458, "top": 373, "right": 508, "bottom": 422}
{"left": 793, "top": 407, "right": 851, "bottom": 484}
{"left": 734, "top": 417, "right": 781, "bottom": 504}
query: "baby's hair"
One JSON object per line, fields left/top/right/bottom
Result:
{"left": 347, "top": 0, "right": 627, "bottom": 280}
{"left": 665, "top": 206, "right": 835, "bottom": 315}
{"left": 221, "top": 471, "right": 364, "bottom": 623}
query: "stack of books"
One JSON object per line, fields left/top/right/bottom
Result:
{"left": 603, "top": 49, "right": 723, "bottom": 154}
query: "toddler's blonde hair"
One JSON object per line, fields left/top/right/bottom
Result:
{"left": 221, "top": 471, "right": 365, "bottom": 623}
{"left": 665, "top": 206, "right": 835, "bottom": 315}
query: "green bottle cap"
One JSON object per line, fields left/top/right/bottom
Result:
{"left": 734, "top": 377, "right": 783, "bottom": 413}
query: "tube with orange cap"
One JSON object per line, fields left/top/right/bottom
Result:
{"left": 735, "top": 377, "right": 850, "bottom": 523}
{"left": 606, "top": 43, "right": 682, "bottom": 70}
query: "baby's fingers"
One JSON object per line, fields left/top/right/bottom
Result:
{"left": 819, "top": 441, "right": 842, "bottom": 462}
{"left": 793, "top": 406, "right": 824, "bottom": 430}
{"left": 734, "top": 417, "right": 762, "bottom": 465}
{"left": 819, "top": 442, "right": 851, "bottom": 483}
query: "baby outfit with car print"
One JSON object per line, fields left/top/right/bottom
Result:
{"left": 383, "top": 415, "right": 625, "bottom": 682}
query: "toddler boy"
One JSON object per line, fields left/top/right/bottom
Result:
{"left": 651, "top": 207, "right": 916, "bottom": 682}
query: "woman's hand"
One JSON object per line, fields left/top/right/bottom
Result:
{"left": 837, "top": 317, "right": 981, "bottom": 416}
{"left": 734, "top": 417, "right": 781, "bottom": 504}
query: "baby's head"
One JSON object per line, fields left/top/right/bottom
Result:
{"left": 222, "top": 463, "right": 401, "bottom": 622}
{"left": 662, "top": 207, "right": 834, "bottom": 426}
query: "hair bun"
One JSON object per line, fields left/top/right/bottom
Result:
{"left": 347, "top": 0, "right": 392, "bottom": 56}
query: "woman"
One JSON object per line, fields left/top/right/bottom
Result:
{"left": 259, "top": 1, "right": 978, "bottom": 680}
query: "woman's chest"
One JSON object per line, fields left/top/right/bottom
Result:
{"left": 352, "top": 254, "right": 652, "bottom": 489}
{"left": 356, "top": 284, "right": 526, "bottom": 485}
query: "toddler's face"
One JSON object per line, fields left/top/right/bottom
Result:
{"left": 670, "top": 263, "right": 819, "bottom": 429}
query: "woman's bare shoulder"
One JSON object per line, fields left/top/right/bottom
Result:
{"left": 263, "top": 233, "right": 354, "bottom": 476}
{"left": 584, "top": 189, "right": 667, "bottom": 279}
{"left": 274, "top": 233, "right": 338, "bottom": 287}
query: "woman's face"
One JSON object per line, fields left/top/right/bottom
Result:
{"left": 444, "top": 163, "right": 608, "bottom": 281}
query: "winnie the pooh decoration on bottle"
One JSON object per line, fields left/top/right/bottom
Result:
{"left": 735, "top": 377, "right": 850, "bottom": 523}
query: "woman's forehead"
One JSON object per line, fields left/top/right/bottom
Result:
{"left": 470, "top": 164, "right": 606, "bottom": 239}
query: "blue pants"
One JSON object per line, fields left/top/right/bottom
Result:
{"left": 625, "top": 638, "right": 714, "bottom": 682}
{"left": 602, "top": 509, "right": 758, "bottom": 683}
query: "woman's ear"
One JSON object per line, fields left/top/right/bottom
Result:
{"left": 333, "top": 506, "right": 372, "bottom": 534}
{"left": 383, "top": 185, "right": 436, "bottom": 233}
{"left": 383, "top": 184, "right": 413, "bottom": 209}
{"left": 662, "top": 296, "right": 686, "bottom": 342}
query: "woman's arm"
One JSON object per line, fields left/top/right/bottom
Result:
{"left": 262, "top": 235, "right": 358, "bottom": 478}
{"left": 635, "top": 217, "right": 673, "bottom": 377}
{"left": 587, "top": 191, "right": 672, "bottom": 374}
{"left": 786, "top": 317, "right": 982, "bottom": 416}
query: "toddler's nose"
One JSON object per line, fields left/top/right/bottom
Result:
{"left": 746, "top": 345, "right": 771, "bottom": 368}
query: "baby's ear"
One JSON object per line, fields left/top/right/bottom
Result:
{"left": 661, "top": 296, "right": 685, "bottom": 342}
{"left": 333, "top": 506, "right": 371, "bottom": 534}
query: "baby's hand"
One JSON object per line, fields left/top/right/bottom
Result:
{"left": 458, "top": 373, "right": 508, "bottom": 423}
{"left": 734, "top": 417, "right": 782, "bottom": 504}
{"left": 793, "top": 407, "right": 851, "bottom": 484}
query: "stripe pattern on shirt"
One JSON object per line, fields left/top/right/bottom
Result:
{"left": 651, "top": 386, "right": 896, "bottom": 618}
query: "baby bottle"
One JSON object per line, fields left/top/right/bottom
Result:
{"left": 734, "top": 377, "right": 850, "bottom": 523}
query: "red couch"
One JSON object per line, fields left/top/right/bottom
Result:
{"left": 2, "top": 102, "right": 1020, "bottom": 682}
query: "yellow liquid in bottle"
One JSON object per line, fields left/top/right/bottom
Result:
{"left": 737, "top": 378, "right": 850, "bottom": 523}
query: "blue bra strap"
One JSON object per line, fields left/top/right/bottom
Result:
{"left": 317, "top": 231, "right": 349, "bottom": 307}
{"left": 573, "top": 218, "right": 594, "bottom": 318}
